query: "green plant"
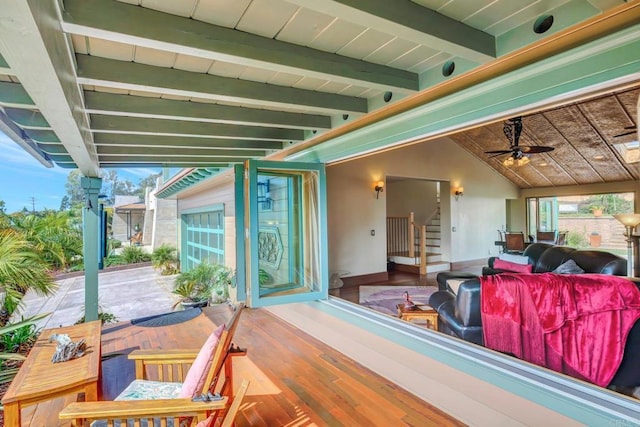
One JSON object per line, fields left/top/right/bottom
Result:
{"left": 173, "top": 262, "right": 234, "bottom": 307}
{"left": 566, "top": 230, "right": 587, "bottom": 247}
{"left": 258, "top": 268, "right": 272, "bottom": 286}
{"left": 121, "top": 245, "right": 151, "bottom": 264}
{"left": 0, "top": 322, "right": 39, "bottom": 352}
{"left": 0, "top": 313, "right": 49, "bottom": 384}
{"left": 151, "top": 245, "right": 178, "bottom": 275}
{"left": 75, "top": 311, "right": 118, "bottom": 325}
{"left": 109, "top": 238, "right": 122, "bottom": 249}
{"left": 0, "top": 229, "right": 58, "bottom": 324}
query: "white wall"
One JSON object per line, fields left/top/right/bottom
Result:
{"left": 386, "top": 179, "right": 439, "bottom": 225}
{"left": 327, "top": 137, "right": 519, "bottom": 277}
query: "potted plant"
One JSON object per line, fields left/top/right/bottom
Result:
{"left": 589, "top": 231, "right": 601, "bottom": 247}
{"left": 590, "top": 206, "right": 604, "bottom": 217}
{"left": 172, "top": 262, "right": 234, "bottom": 309}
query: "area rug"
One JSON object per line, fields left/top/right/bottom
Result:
{"left": 359, "top": 285, "right": 437, "bottom": 316}
{"left": 131, "top": 307, "right": 202, "bottom": 327}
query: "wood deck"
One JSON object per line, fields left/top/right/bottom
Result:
{"left": 21, "top": 303, "right": 464, "bottom": 426}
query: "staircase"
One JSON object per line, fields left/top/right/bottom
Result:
{"left": 387, "top": 209, "right": 450, "bottom": 275}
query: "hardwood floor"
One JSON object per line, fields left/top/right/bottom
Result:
{"left": 24, "top": 303, "right": 465, "bottom": 426}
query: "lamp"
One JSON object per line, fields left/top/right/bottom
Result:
{"left": 454, "top": 186, "right": 464, "bottom": 201}
{"left": 613, "top": 213, "right": 640, "bottom": 276}
{"left": 374, "top": 181, "right": 384, "bottom": 199}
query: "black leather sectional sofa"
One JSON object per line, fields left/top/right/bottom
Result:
{"left": 428, "top": 243, "right": 640, "bottom": 387}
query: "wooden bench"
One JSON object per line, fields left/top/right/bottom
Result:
{"left": 1, "top": 321, "right": 101, "bottom": 427}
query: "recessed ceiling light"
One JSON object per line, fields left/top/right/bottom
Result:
{"left": 593, "top": 155, "right": 605, "bottom": 160}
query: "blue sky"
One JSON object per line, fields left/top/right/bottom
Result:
{"left": 0, "top": 133, "right": 161, "bottom": 213}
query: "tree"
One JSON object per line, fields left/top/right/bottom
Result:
{"left": 65, "top": 170, "right": 85, "bottom": 206}
{"left": 0, "top": 229, "right": 57, "bottom": 325}
{"left": 0, "top": 200, "right": 5, "bottom": 214}
{"left": 136, "top": 173, "right": 161, "bottom": 199}
{"left": 59, "top": 195, "right": 70, "bottom": 211}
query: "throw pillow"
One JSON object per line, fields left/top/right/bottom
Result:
{"left": 498, "top": 253, "right": 530, "bottom": 265}
{"left": 493, "top": 258, "right": 533, "bottom": 273}
{"left": 179, "top": 323, "right": 225, "bottom": 398}
{"left": 553, "top": 259, "right": 585, "bottom": 274}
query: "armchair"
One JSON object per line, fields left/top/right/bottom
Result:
{"left": 59, "top": 304, "right": 246, "bottom": 426}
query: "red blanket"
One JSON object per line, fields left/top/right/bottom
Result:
{"left": 480, "top": 273, "right": 640, "bottom": 386}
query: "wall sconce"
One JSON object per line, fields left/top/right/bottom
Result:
{"left": 374, "top": 181, "right": 384, "bottom": 199}
{"left": 454, "top": 186, "right": 464, "bottom": 201}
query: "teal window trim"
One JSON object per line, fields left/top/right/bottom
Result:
{"left": 180, "top": 203, "right": 224, "bottom": 215}
{"left": 234, "top": 164, "right": 246, "bottom": 302}
{"left": 247, "top": 160, "right": 328, "bottom": 307}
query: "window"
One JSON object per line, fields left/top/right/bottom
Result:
{"left": 245, "top": 160, "right": 327, "bottom": 307}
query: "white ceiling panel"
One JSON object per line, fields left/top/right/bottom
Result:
{"left": 192, "top": 0, "right": 252, "bottom": 28}
{"left": 277, "top": 7, "right": 334, "bottom": 46}
{"left": 363, "top": 38, "right": 420, "bottom": 67}
{"left": 316, "top": 81, "right": 351, "bottom": 94}
{"left": 292, "top": 76, "right": 329, "bottom": 91}
{"left": 337, "top": 28, "right": 394, "bottom": 60}
{"left": 238, "top": 67, "right": 278, "bottom": 84}
{"left": 409, "top": 51, "right": 451, "bottom": 73}
{"left": 338, "top": 85, "right": 370, "bottom": 97}
{"left": 410, "top": 0, "right": 450, "bottom": 9}
{"left": 173, "top": 54, "right": 213, "bottom": 74}
{"left": 139, "top": 0, "right": 197, "bottom": 18}
{"left": 388, "top": 45, "right": 440, "bottom": 70}
{"left": 308, "top": 19, "right": 366, "bottom": 53}
{"left": 133, "top": 46, "right": 177, "bottom": 68}
{"left": 208, "top": 61, "right": 246, "bottom": 78}
{"left": 267, "top": 71, "right": 304, "bottom": 87}
{"left": 437, "top": 1, "right": 493, "bottom": 22}
{"left": 87, "top": 38, "right": 134, "bottom": 61}
{"left": 236, "top": 0, "right": 299, "bottom": 38}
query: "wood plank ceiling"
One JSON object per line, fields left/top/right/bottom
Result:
{"left": 0, "top": 0, "right": 634, "bottom": 181}
{"left": 449, "top": 86, "right": 640, "bottom": 188}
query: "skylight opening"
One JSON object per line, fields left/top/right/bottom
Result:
{"left": 614, "top": 140, "right": 640, "bottom": 164}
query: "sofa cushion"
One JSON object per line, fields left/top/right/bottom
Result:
{"left": 534, "top": 246, "right": 575, "bottom": 273}
{"left": 493, "top": 259, "right": 533, "bottom": 273}
{"left": 553, "top": 259, "right": 585, "bottom": 274}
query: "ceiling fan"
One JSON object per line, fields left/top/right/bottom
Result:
{"left": 484, "top": 117, "right": 554, "bottom": 166}
{"left": 613, "top": 125, "right": 637, "bottom": 138}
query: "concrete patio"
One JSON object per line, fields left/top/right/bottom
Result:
{"left": 15, "top": 265, "right": 178, "bottom": 330}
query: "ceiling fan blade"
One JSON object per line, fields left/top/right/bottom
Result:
{"left": 487, "top": 152, "right": 510, "bottom": 159}
{"left": 520, "top": 146, "right": 554, "bottom": 154}
{"left": 484, "top": 149, "right": 513, "bottom": 155}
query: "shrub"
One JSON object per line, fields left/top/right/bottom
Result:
{"left": 121, "top": 245, "right": 150, "bottom": 264}
{"left": 173, "top": 262, "right": 234, "bottom": 307}
{"left": 109, "top": 238, "right": 122, "bottom": 249}
{"left": 151, "top": 245, "right": 178, "bottom": 275}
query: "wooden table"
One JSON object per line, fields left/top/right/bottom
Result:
{"left": 396, "top": 304, "right": 439, "bottom": 331}
{"left": 1, "top": 320, "right": 101, "bottom": 427}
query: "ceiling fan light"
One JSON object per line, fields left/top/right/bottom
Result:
{"left": 503, "top": 157, "right": 514, "bottom": 167}
{"left": 517, "top": 156, "right": 530, "bottom": 166}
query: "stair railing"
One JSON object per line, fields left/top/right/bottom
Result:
{"left": 386, "top": 212, "right": 427, "bottom": 275}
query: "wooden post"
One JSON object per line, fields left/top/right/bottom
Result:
{"left": 408, "top": 212, "right": 415, "bottom": 258}
{"left": 420, "top": 225, "right": 427, "bottom": 275}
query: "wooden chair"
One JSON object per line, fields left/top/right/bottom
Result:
{"left": 59, "top": 303, "right": 246, "bottom": 426}
{"left": 536, "top": 231, "right": 556, "bottom": 243}
{"left": 504, "top": 232, "right": 526, "bottom": 254}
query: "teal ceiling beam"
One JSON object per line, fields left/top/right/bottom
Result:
{"left": 83, "top": 92, "right": 331, "bottom": 130}
{"left": 23, "top": 129, "right": 60, "bottom": 143}
{"left": 286, "top": 0, "right": 495, "bottom": 63}
{"left": 48, "top": 154, "right": 74, "bottom": 162}
{"left": 96, "top": 146, "right": 266, "bottom": 157}
{"left": 90, "top": 115, "right": 304, "bottom": 141}
{"left": 38, "top": 144, "right": 70, "bottom": 155}
{"left": 93, "top": 134, "right": 283, "bottom": 150}
{"left": 98, "top": 155, "right": 245, "bottom": 164}
{"left": 55, "top": 161, "right": 78, "bottom": 169}
{"left": 4, "top": 108, "right": 50, "bottom": 128}
{"left": 0, "top": 110, "right": 52, "bottom": 167}
{"left": 63, "top": 0, "right": 417, "bottom": 92}
{"left": 0, "top": 82, "right": 34, "bottom": 107}
{"left": 76, "top": 55, "right": 368, "bottom": 115}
